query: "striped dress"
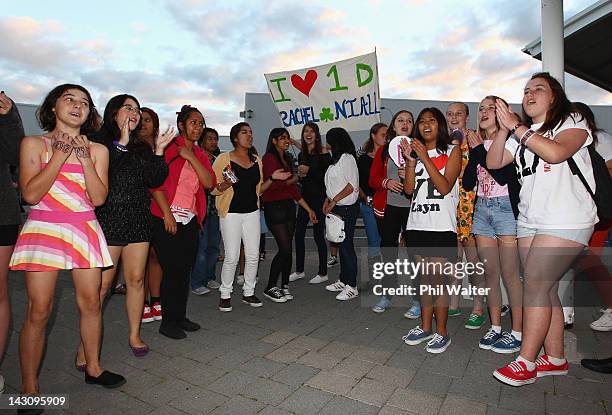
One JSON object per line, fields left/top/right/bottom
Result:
{"left": 10, "top": 137, "right": 113, "bottom": 271}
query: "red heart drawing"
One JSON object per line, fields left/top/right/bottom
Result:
{"left": 430, "top": 154, "right": 449, "bottom": 170}
{"left": 291, "top": 70, "right": 318, "bottom": 97}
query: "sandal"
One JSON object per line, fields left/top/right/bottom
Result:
{"left": 111, "top": 283, "right": 127, "bottom": 295}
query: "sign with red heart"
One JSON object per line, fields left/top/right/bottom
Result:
{"left": 290, "top": 70, "right": 318, "bottom": 97}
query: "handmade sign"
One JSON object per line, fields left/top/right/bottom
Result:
{"left": 264, "top": 52, "right": 381, "bottom": 138}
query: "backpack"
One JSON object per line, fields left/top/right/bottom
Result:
{"left": 567, "top": 145, "right": 612, "bottom": 222}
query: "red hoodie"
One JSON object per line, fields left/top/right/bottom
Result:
{"left": 150, "top": 135, "right": 216, "bottom": 226}
{"left": 368, "top": 145, "right": 391, "bottom": 219}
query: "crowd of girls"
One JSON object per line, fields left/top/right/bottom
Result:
{"left": 0, "top": 71, "right": 610, "bottom": 398}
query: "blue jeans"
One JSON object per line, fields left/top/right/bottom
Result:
{"left": 190, "top": 215, "right": 221, "bottom": 289}
{"left": 360, "top": 202, "right": 381, "bottom": 258}
{"left": 333, "top": 203, "right": 359, "bottom": 287}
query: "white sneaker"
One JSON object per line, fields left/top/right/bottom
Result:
{"left": 309, "top": 274, "right": 329, "bottom": 284}
{"left": 336, "top": 286, "right": 359, "bottom": 301}
{"left": 237, "top": 274, "right": 245, "bottom": 286}
{"left": 590, "top": 308, "right": 612, "bottom": 332}
{"left": 191, "top": 286, "right": 211, "bottom": 295}
{"left": 289, "top": 272, "right": 305, "bottom": 282}
{"left": 207, "top": 280, "right": 221, "bottom": 289}
{"left": 0, "top": 373, "right": 4, "bottom": 394}
{"left": 282, "top": 286, "right": 293, "bottom": 300}
{"left": 325, "top": 280, "right": 346, "bottom": 292}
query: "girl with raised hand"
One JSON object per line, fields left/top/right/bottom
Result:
{"left": 212, "top": 123, "right": 289, "bottom": 311}
{"left": 461, "top": 96, "right": 523, "bottom": 353}
{"left": 400, "top": 107, "right": 461, "bottom": 354}
{"left": 488, "top": 72, "right": 597, "bottom": 386}
{"left": 262, "top": 128, "right": 318, "bottom": 303}
{"left": 11, "top": 84, "right": 125, "bottom": 391}
{"left": 75, "top": 95, "right": 172, "bottom": 364}
{"left": 323, "top": 127, "right": 361, "bottom": 300}
{"left": 150, "top": 105, "right": 215, "bottom": 339}
{"left": 290, "top": 122, "right": 332, "bottom": 285}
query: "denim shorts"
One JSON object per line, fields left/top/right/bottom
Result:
{"left": 517, "top": 225, "right": 594, "bottom": 246}
{"left": 472, "top": 195, "right": 516, "bottom": 239}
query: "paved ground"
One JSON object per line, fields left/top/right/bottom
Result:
{"left": 2, "top": 238, "right": 611, "bottom": 414}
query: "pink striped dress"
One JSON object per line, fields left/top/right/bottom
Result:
{"left": 10, "top": 137, "right": 113, "bottom": 271}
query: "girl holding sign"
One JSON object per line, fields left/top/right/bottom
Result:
{"left": 400, "top": 107, "right": 461, "bottom": 354}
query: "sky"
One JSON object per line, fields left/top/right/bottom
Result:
{"left": 1, "top": 0, "right": 610, "bottom": 135}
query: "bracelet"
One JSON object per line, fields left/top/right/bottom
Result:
{"left": 509, "top": 123, "right": 521, "bottom": 136}
{"left": 519, "top": 129, "right": 535, "bottom": 145}
{"left": 112, "top": 140, "right": 127, "bottom": 152}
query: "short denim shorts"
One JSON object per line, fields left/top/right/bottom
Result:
{"left": 472, "top": 195, "right": 516, "bottom": 239}
{"left": 517, "top": 225, "right": 594, "bottom": 246}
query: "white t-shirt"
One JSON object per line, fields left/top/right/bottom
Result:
{"left": 505, "top": 114, "right": 597, "bottom": 229}
{"left": 325, "top": 153, "right": 359, "bottom": 205}
{"left": 406, "top": 146, "right": 459, "bottom": 233}
{"left": 595, "top": 130, "right": 612, "bottom": 162}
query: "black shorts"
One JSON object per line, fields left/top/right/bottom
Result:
{"left": 263, "top": 200, "right": 296, "bottom": 226}
{"left": 0, "top": 224, "right": 19, "bottom": 246}
{"left": 404, "top": 230, "right": 457, "bottom": 260}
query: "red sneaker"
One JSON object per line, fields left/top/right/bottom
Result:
{"left": 151, "top": 302, "right": 162, "bottom": 321}
{"left": 141, "top": 305, "right": 154, "bottom": 323}
{"left": 493, "top": 360, "right": 536, "bottom": 387}
{"left": 535, "top": 355, "right": 568, "bottom": 377}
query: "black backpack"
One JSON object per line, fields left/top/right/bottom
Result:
{"left": 567, "top": 145, "right": 612, "bottom": 222}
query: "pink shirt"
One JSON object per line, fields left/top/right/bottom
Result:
{"left": 476, "top": 140, "right": 509, "bottom": 198}
{"left": 171, "top": 162, "right": 199, "bottom": 222}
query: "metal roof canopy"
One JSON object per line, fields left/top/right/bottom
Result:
{"left": 523, "top": 0, "right": 612, "bottom": 93}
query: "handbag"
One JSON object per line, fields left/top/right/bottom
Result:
{"left": 325, "top": 212, "right": 345, "bottom": 243}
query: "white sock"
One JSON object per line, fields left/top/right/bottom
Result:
{"left": 511, "top": 330, "right": 522, "bottom": 341}
{"left": 517, "top": 355, "right": 536, "bottom": 371}
{"left": 547, "top": 355, "right": 566, "bottom": 366}
{"left": 491, "top": 325, "right": 502, "bottom": 334}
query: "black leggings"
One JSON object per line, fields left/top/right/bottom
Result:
{"left": 264, "top": 200, "right": 296, "bottom": 289}
{"left": 295, "top": 196, "right": 327, "bottom": 276}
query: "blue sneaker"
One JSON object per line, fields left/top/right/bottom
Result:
{"left": 402, "top": 326, "right": 434, "bottom": 345}
{"left": 404, "top": 304, "right": 421, "bottom": 319}
{"left": 491, "top": 332, "right": 521, "bottom": 354}
{"left": 372, "top": 296, "right": 392, "bottom": 313}
{"left": 479, "top": 328, "right": 503, "bottom": 350}
{"left": 426, "top": 333, "right": 451, "bottom": 354}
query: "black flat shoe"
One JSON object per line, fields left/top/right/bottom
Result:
{"left": 179, "top": 318, "right": 201, "bottom": 332}
{"left": 581, "top": 357, "right": 612, "bottom": 374}
{"left": 85, "top": 370, "right": 126, "bottom": 389}
{"left": 17, "top": 408, "right": 44, "bottom": 415}
{"left": 159, "top": 324, "right": 187, "bottom": 339}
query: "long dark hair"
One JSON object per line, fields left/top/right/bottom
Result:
{"left": 364, "top": 122, "right": 387, "bottom": 154}
{"left": 523, "top": 72, "right": 580, "bottom": 136}
{"left": 37, "top": 84, "right": 99, "bottom": 135}
{"left": 413, "top": 107, "right": 449, "bottom": 154}
{"left": 326, "top": 127, "right": 356, "bottom": 164}
{"left": 265, "top": 127, "right": 292, "bottom": 166}
{"left": 572, "top": 102, "right": 600, "bottom": 144}
{"left": 97, "top": 94, "right": 142, "bottom": 147}
{"left": 229, "top": 122, "right": 257, "bottom": 162}
{"left": 382, "top": 110, "right": 413, "bottom": 160}
{"left": 299, "top": 122, "right": 322, "bottom": 161}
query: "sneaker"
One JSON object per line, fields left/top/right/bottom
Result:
{"left": 242, "top": 295, "right": 263, "bottom": 307}
{"left": 0, "top": 373, "right": 4, "bottom": 394}
{"left": 325, "top": 280, "right": 345, "bottom": 292}
{"left": 309, "top": 274, "right": 329, "bottom": 284}
{"left": 491, "top": 332, "right": 522, "bottom": 354}
{"left": 590, "top": 308, "right": 612, "bottom": 332}
{"left": 219, "top": 298, "right": 232, "bottom": 312}
{"left": 404, "top": 304, "right": 421, "bottom": 319}
{"left": 493, "top": 360, "right": 536, "bottom": 387}
{"left": 151, "top": 302, "right": 162, "bottom": 321}
{"left": 402, "top": 326, "right": 434, "bottom": 345}
{"left": 141, "top": 305, "right": 154, "bottom": 323}
{"left": 264, "top": 287, "right": 287, "bottom": 303}
{"left": 479, "top": 328, "right": 503, "bottom": 350}
{"left": 327, "top": 255, "right": 338, "bottom": 267}
{"left": 191, "top": 286, "right": 211, "bottom": 295}
{"left": 426, "top": 333, "right": 451, "bottom": 354}
{"left": 282, "top": 286, "right": 293, "bottom": 300}
{"left": 500, "top": 304, "right": 510, "bottom": 317}
{"left": 207, "top": 280, "right": 221, "bottom": 289}
{"left": 464, "top": 313, "right": 485, "bottom": 330}
{"left": 289, "top": 272, "right": 305, "bottom": 282}
{"left": 372, "top": 296, "right": 392, "bottom": 313}
{"left": 237, "top": 274, "right": 245, "bottom": 286}
{"left": 535, "top": 354, "right": 568, "bottom": 377}
{"left": 259, "top": 252, "right": 266, "bottom": 261}
{"left": 336, "top": 285, "right": 359, "bottom": 301}
{"left": 448, "top": 308, "right": 462, "bottom": 317}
